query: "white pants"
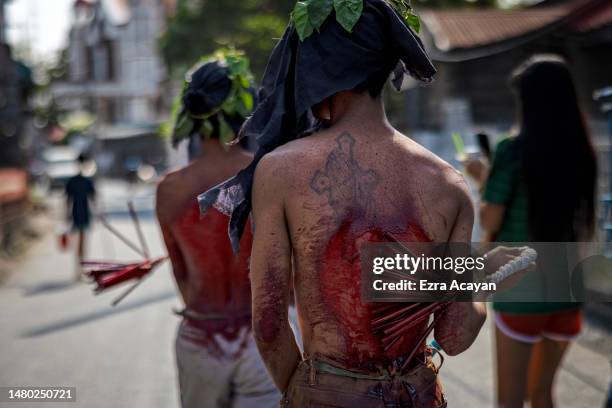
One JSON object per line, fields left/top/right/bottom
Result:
{"left": 175, "top": 324, "right": 279, "bottom": 408}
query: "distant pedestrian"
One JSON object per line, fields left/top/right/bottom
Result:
{"left": 464, "top": 55, "right": 597, "bottom": 408}
{"left": 66, "top": 154, "right": 96, "bottom": 281}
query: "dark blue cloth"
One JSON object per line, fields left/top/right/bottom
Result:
{"left": 66, "top": 174, "right": 95, "bottom": 230}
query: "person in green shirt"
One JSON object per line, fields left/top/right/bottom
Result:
{"left": 464, "top": 55, "right": 597, "bottom": 408}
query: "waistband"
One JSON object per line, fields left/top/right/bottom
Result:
{"left": 173, "top": 308, "right": 251, "bottom": 321}
{"left": 305, "top": 348, "right": 443, "bottom": 383}
{"left": 314, "top": 360, "right": 392, "bottom": 381}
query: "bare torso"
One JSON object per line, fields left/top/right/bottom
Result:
{"left": 156, "top": 148, "right": 254, "bottom": 317}
{"left": 270, "top": 129, "right": 469, "bottom": 372}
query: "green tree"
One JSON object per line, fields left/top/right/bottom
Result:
{"left": 160, "top": 0, "right": 292, "bottom": 80}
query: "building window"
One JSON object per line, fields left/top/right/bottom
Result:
{"left": 85, "top": 46, "right": 95, "bottom": 81}
{"left": 104, "top": 40, "right": 115, "bottom": 81}
{"left": 108, "top": 98, "right": 117, "bottom": 123}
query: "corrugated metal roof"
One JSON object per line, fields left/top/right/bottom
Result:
{"left": 421, "top": 0, "right": 612, "bottom": 52}
{"left": 421, "top": 8, "right": 567, "bottom": 51}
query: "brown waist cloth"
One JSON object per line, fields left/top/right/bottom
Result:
{"left": 282, "top": 354, "right": 446, "bottom": 408}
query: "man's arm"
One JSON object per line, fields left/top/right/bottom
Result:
{"left": 250, "top": 156, "right": 301, "bottom": 391}
{"left": 434, "top": 181, "right": 487, "bottom": 356}
{"left": 156, "top": 182, "right": 188, "bottom": 298}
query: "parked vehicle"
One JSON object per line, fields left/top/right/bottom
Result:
{"left": 40, "top": 146, "right": 80, "bottom": 190}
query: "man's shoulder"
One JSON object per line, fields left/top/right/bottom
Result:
{"left": 252, "top": 137, "right": 324, "bottom": 207}
{"left": 399, "top": 137, "right": 471, "bottom": 203}
{"left": 257, "top": 128, "right": 353, "bottom": 169}
{"left": 156, "top": 166, "right": 199, "bottom": 220}
{"left": 264, "top": 135, "right": 319, "bottom": 160}
{"left": 254, "top": 138, "right": 315, "bottom": 179}
{"left": 403, "top": 137, "right": 463, "bottom": 178}
{"left": 157, "top": 168, "right": 183, "bottom": 196}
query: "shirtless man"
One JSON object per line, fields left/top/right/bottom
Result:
{"left": 198, "top": 2, "right": 531, "bottom": 406}
{"left": 156, "top": 51, "right": 278, "bottom": 408}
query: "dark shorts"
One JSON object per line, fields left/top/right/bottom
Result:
{"left": 282, "top": 357, "right": 446, "bottom": 408}
{"left": 72, "top": 210, "right": 91, "bottom": 231}
{"left": 72, "top": 221, "right": 90, "bottom": 232}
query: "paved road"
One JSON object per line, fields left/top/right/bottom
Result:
{"left": 0, "top": 185, "right": 181, "bottom": 408}
{"left": 0, "top": 180, "right": 610, "bottom": 407}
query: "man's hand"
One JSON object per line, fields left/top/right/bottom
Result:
{"left": 482, "top": 246, "right": 536, "bottom": 292}
{"left": 460, "top": 157, "right": 489, "bottom": 186}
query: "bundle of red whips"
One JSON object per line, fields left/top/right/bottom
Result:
{"left": 367, "top": 233, "right": 450, "bottom": 370}
{"left": 371, "top": 233, "right": 534, "bottom": 370}
{"left": 81, "top": 202, "right": 168, "bottom": 306}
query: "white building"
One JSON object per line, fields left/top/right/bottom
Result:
{"left": 52, "top": 0, "right": 171, "bottom": 127}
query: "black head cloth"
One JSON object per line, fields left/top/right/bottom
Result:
{"left": 172, "top": 61, "right": 232, "bottom": 147}
{"left": 184, "top": 61, "right": 232, "bottom": 117}
{"left": 198, "top": 0, "right": 437, "bottom": 252}
{"left": 171, "top": 54, "right": 257, "bottom": 150}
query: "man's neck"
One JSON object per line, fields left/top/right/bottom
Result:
{"left": 329, "top": 91, "right": 392, "bottom": 136}
{"left": 196, "top": 138, "right": 240, "bottom": 160}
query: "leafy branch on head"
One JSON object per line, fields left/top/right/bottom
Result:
{"left": 291, "top": 0, "right": 420, "bottom": 42}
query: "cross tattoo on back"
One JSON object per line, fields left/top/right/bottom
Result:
{"left": 310, "top": 132, "right": 380, "bottom": 217}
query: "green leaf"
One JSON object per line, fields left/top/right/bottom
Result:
{"left": 292, "top": 1, "right": 315, "bottom": 41}
{"left": 386, "top": 0, "right": 421, "bottom": 33}
{"left": 201, "top": 120, "right": 214, "bottom": 139}
{"left": 240, "top": 91, "right": 254, "bottom": 112}
{"left": 173, "top": 110, "right": 192, "bottom": 141}
{"left": 333, "top": 0, "right": 363, "bottom": 33}
{"left": 218, "top": 116, "right": 234, "bottom": 149}
{"left": 238, "top": 74, "right": 251, "bottom": 88}
{"left": 308, "top": 0, "right": 333, "bottom": 31}
{"left": 406, "top": 11, "right": 420, "bottom": 33}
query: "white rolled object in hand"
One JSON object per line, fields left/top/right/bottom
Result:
{"left": 485, "top": 247, "right": 538, "bottom": 285}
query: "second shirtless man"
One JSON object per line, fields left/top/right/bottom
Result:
{"left": 157, "top": 50, "right": 278, "bottom": 408}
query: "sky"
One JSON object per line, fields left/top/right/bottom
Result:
{"left": 5, "top": 0, "right": 75, "bottom": 64}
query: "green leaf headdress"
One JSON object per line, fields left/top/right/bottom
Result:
{"left": 291, "top": 0, "right": 420, "bottom": 41}
{"left": 162, "top": 48, "right": 256, "bottom": 149}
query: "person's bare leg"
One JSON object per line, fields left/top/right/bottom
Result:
{"left": 496, "top": 326, "right": 533, "bottom": 408}
{"left": 76, "top": 230, "right": 86, "bottom": 281}
{"left": 526, "top": 338, "right": 569, "bottom": 408}
{"left": 525, "top": 340, "right": 544, "bottom": 406}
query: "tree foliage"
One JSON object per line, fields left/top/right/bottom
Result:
{"left": 161, "top": 0, "right": 496, "bottom": 80}
{"left": 160, "top": 0, "right": 292, "bottom": 80}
